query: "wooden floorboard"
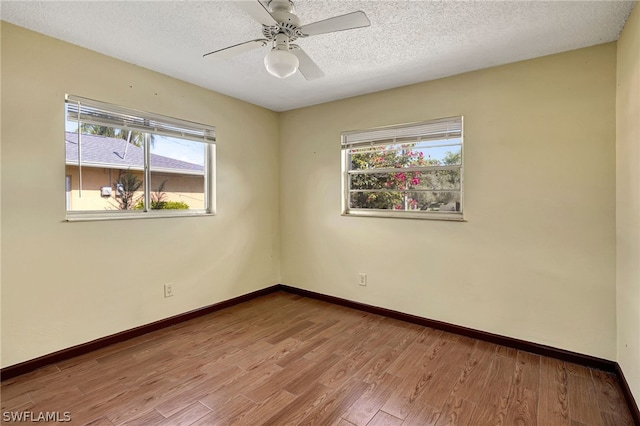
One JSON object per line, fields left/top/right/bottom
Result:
{"left": 1, "top": 291, "right": 635, "bottom": 426}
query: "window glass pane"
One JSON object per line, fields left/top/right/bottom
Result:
{"left": 342, "top": 116, "right": 462, "bottom": 219}
{"left": 349, "top": 140, "right": 461, "bottom": 170}
{"left": 65, "top": 110, "right": 145, "bottom": 211}
{"left": 350, "top": 170, "right": 460, "bottom": 191}
{"left": 419, "top": 142, "right": 461, "bottom": 165}
{"left": 65, "top": 98, "right": 215, "bottom": 219}
{"left": 148, "top": 135, "right": 206, "bottom": 211}
{"left": 350, "top": 191, "right": 461, "bottom": 212}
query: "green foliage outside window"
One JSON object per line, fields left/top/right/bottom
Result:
{"left": 349, "top": 144, "right": 461, "bottom": 211}
{"left": 114, "top": 172, "right": 143, "bottom": 210}
{"left": 133, "top": 181, "right": 190, "bottom": 210}
{"left": 134, "top": 200, "right": 190, "bottom": 210}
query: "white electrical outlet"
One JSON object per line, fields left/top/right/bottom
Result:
{"left": 164, "top": 283, "right": 174, "bottom": 298}
{"left": 358, "top": 273, "right": 367, "bottom": 286}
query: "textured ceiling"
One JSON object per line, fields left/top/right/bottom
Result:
{"left": 1, "top": 1, "right": 636, "bottom": 111}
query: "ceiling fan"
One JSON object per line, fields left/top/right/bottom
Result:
{"left": 203, "top": 0, "right": 371, "bottom": 80}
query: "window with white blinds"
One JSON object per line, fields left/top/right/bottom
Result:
{"left": 65, "top": 95, "right": 216, "bottom": 220}
{"left": 341, "top": 116, "right": 464, "bottom": 220}
{"left": 65, "top": 95, "right": 216, "bottom": 143}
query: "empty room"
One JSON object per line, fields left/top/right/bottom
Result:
{"left": 1, "top": 1, "right": 638, "bottom": 425}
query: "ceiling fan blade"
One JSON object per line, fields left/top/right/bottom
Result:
{"left": 290, "top": 45, "right": 325, "bottom": 80}
{"left": 203, "top": 39, "right": 268, "bottom": 59}
{"left": 299, "top": 11, "right": 370, "bottom": 37}
{"left": 235, "top": 0, "right": 278, "bottom": 26}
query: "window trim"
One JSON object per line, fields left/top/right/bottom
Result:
{"left": 65, "top": 95, "right": 216, "bottom": 221}
{"left": 341, "top": 116, "right": 464, "bottom": 221}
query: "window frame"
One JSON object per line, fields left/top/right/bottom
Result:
{"left": 341, "top": 116, "right": 464, "bottom": 221}
{"left": 65, "top": 95, "right": 216, "bottom": 221}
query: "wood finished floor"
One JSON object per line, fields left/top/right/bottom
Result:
{"left": 1, "top": 292, "right": 634, "bottom": 426}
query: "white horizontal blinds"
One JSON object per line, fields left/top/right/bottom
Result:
{"left": 342, "top": 117, "right": 462, "bottom": 148}
{"left": 66, "top": 95, "right": 216, "bottom": 143}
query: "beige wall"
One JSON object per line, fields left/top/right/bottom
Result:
{"left": 616, "top": 3, "right": 640, "bottom": 402}
{"left": 280, "top": 44, "right": 618, "bottom": 359}
{"left": 0, "top": 22, "right": 281, "bottom": 367}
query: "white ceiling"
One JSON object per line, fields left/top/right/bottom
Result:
{"left": 1, "top": 1, "right": 635, "bottom": 111}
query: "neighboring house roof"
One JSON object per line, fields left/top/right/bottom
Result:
{"left": 65, "top": 132, "right": 204, "bottom": 175}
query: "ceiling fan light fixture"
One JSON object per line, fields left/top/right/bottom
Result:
{"left": 204, "top": 0, "right": 371, "bottom": 81}
{"left": 264, "top": 48, "right": 299, "bottom": 78}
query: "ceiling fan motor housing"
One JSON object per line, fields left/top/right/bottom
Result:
{"left": 263, "top": 0, "right": 302, "bottom": 43}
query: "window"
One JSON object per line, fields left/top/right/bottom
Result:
{"left": 65, "top": 95, "right": 215, "bottom": 220}
{"left": 342, "top": 116, "right": 463, "bottom": 220}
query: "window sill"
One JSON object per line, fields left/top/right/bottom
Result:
{"left": 65, "top": 210, "right": 214, "bottom": 222}
{"left": 343, "top": 210, "right": 465, "bottom": 221}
